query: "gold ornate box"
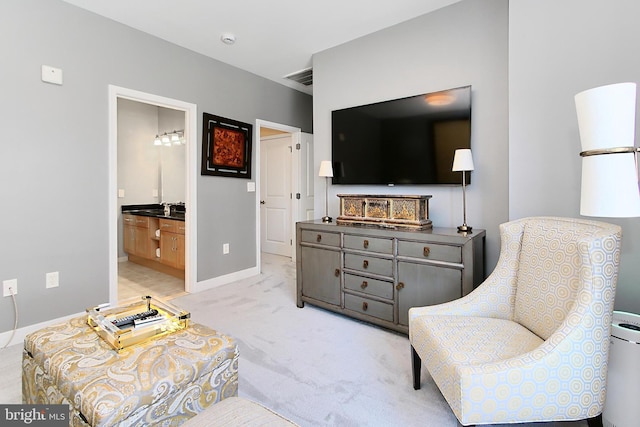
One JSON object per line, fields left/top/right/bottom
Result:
{"left": 86, "top": 295, "right": 190, "bottom": 351}
{"left": 337, "top": 194, "right": 432, "bottom": 229}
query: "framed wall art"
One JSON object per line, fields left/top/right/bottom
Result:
{"left": 201, "top": 113, "right": 253, "bottom": 178}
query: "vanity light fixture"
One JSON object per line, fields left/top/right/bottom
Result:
{"left": 153, "top": 130, "right": 185, "bottom": 147}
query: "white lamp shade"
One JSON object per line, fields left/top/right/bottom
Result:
{"left": 452, "top": 149, "right": 474, "bottom": 171}
{"left": 575, "top": 82, "right": 640, "bottom": 217}
{"left": 319, "top": 160, "right": 334, "bottom": 177}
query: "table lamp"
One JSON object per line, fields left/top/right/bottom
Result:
{"left": 452, "top": 149, "right": 474, "bottom": 233}
{"left": 319, "top": 160, "right": 334, "bottom": 223}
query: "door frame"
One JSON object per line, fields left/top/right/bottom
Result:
{"left": 108, "top": 85, "right": 198, "bottom": 305}
{"left": 255, "top": 120, "right": 301, "bottom": 268}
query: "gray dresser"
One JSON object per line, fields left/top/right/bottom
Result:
{"left": 296, "top": 220, "right": 485, "bottom": 334}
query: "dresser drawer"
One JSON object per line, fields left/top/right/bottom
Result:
{"left": 344, "top": 274, "right": 393, "bottom": 300}
{"left": 397, "top": 240, "right": 461, "bottom": 263}
{"left": 344, "top": 294, "right": 393, "bottom": 322}
{"left": 344, "top": 253, "right": 393, "bottom": 277}
{"left": 343, "top": 234, "right": 393, "bottom": 254}
{"left": 301, "top": 230, "right": 341, "bottom": 247}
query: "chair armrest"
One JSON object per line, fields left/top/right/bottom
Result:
{"left": 409, "top": 219, "right": 527, "bottom": 322}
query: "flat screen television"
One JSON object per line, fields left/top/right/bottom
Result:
{"left": 331, "top": 85, "right": 471, "bottom": 185}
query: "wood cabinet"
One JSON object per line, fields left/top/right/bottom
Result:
{"left": 123, "top": 214, "right": 185, "bottom": 278}
{"left": 123, "top": 214, "right": 158, "bottom": 260}
{"left": 159, "top": 218, "right": 185, "bottom": 270}
{"left": 296, "top": 220, "right": 485, "bottom": 334}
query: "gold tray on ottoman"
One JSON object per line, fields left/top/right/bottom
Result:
{"left": 337, "top": 194, "right": 432, "bottom": 229}
{"left": 86, "top": 295, "right": 190, "bottom": 352}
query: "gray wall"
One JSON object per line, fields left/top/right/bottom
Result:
{"left": 313, "top": 0, "right": 510, "bottom": 272}
{"left": 509, "top": 0, "right": 640, "bottom": 313}
{"left": 0, "top": 0, "right": 312, "bottom": 332}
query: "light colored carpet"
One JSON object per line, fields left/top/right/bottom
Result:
{"left": 0, "top": 253, "right": 587, "bottom": 426}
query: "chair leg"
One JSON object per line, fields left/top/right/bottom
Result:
{"left": 411, "top": 345, "right": 421, "bottom": 390}
{"left": 587, "top": 413, "right": 602, "bottom": 427}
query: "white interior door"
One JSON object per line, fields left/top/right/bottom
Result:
{"left": 297, "top": 132, "right": 314, "bottom": 220}
{"left": 260, "top": 134, "right": 292, "bottom": 256}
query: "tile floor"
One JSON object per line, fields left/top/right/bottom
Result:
{"left": 118, "top": 260, "right": 186, "bottom": 302}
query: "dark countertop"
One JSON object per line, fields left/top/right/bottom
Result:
{"left": 122, "top": 203, "right": 185, "bottom": 221}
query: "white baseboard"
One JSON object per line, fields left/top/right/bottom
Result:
{"left": 0, "top": 311, "right": 86, "bottom": 349}
{"left": 190, "top": 266, "right": 260, "bottom": 293}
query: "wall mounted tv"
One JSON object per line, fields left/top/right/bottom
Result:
{"left": 331, "top": 85, "right": 471, "bottom": 185}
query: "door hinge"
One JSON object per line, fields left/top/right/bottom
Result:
{"left": 296, "top": 143, "right": 301, "bottom": 150}
{"left": 296, "top": 193, "right": 301, "bottom": 199}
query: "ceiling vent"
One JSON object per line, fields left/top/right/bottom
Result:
{"left": 284, "top": 67, "right": 312, "bottom": 86}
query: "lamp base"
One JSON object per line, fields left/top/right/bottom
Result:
{"left": 322, "top": 216, "right": 333, "bottom": 223}
{"left": 457, "top": 224, "right": 472, "bottom": 233}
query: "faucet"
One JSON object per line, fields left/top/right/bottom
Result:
{"left": 162, "top": 202, "right": 171, "bottom": 216}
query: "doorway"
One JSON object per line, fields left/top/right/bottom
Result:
{"left": 256, "top": 120, "right": 314, "bottom": 266}
{"left": 108, "top": 85, "right": 197, "bottom": 306}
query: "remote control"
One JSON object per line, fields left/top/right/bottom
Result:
{"left": 112, "top": 309, "right": 159, "bottom": 328}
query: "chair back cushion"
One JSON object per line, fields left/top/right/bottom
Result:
{"left": 513, "top": 217, "right": 604, "bottom": 339}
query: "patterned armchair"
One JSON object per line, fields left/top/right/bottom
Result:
{"left": 409, "top": 217, "right": 621, "bottom": 427}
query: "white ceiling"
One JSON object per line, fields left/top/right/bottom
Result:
{"left": 61, "top": 0, "right": 462, "bottom": 95}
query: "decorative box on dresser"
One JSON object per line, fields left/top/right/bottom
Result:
{"left": 296, "top": 220, "right": 485, "bottom": 333}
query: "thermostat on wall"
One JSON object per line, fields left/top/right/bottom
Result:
{"left": 42, "top": 65, "right": 63, "bottom": 85}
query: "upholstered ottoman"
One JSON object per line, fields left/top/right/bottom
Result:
{"left": 22, "top": 316, "right": 238, "bottom": 426}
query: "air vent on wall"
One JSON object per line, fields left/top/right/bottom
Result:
{"left": 284, "top": 67, "right": 312, "bottom": 86}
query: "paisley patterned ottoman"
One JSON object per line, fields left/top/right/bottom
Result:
{"left": 22, "top": 316, "right": 238, "bottom": 426}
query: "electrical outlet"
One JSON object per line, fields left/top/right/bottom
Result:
{"left": 46, "top": 271, "right": 59, "bottom": 288}
{"left": 3, "top": 279, "right": 17, "bottom": 297}
{"left": 223, "top": 243, "right": 230, "bottom": 254}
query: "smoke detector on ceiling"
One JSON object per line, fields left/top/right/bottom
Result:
{"left": 220, "top": 33, "right": 236, "bottom": 45}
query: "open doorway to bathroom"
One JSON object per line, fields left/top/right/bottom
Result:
{"left": 117, "top": 99, "right": 186, "bottom": 302}
{"left": 108, "top": 85, "right": 197, "bottom": 306}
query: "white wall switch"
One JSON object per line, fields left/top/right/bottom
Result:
{"left": 46, "top": 272, "right": 59, "bottom": 288}
{"left": 3, "top": 279, "right": 17, "bottom": 297}
{"left": 247, "top": 182, "right": 256, "bottom": 192}
{"left": 118, "top": 189, "right": 125, "bottom": 198}
{"left": 41, "top": 65, "right": 63, "bottom": 85}
{"left": 223, "top": 243, "right": 230, "bottom": 254}
{"left": 152, "top": 189, "right": 158, "bottom": 197}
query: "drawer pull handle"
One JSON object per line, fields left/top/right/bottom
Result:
{"left": 361, "top": 281, "right": 368, "bottom": 289}
{"left": 363, "top": 260, "right": 369, "bottom": 269}
{"left": 396, "top": 282, "right": 405, "bottom": 291}
{"left": 334, "top": 268, "right": 340, "bottom": 277}
{"left": 363, "top": 240, "right": 369, "bottom": 249}
{"left": 317, "top": 234, "right": 322, "bottom": 243}
{"left": 423, "top": 247, "right": 431, "bottom": 257}
{"left": 362, "top": 302, "right": 368, "bottom": 311}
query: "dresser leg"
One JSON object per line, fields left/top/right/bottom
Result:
{"left": 411, "top": 345, "right": 421, "bottom": 390}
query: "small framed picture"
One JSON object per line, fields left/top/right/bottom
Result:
{"left": 201, "top": 113, "right": 252, "bottom": 178}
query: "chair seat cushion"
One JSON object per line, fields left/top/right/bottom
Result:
{"left": 412, "top": 315, "right": 544, "bottom": 417}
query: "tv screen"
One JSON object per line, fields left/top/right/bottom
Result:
{"left": 331, "top": 85, "right": 471, "bottom": 185}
